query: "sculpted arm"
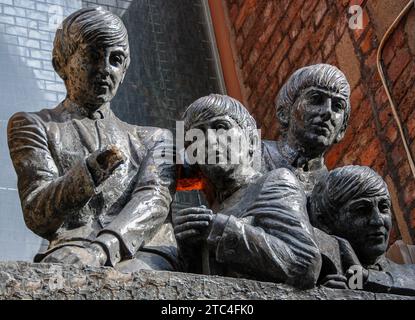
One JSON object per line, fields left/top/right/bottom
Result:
{"left": 7, "top": 112, "right": 123, "bottom": 237}
{"left": 207, "top": 170, "right": 322, "bottom": 289}
{"left": 95, "top": 128, "right": 176, "bottom": 266}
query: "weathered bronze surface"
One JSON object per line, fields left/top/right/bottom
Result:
{"left": 7, "top": 8, "right": 177, "bottom": 271}
{"left": 262, "top": 64, "right": 351, "bottom": 195}
{"left": 174, "top": 94, "right": 321, "bottom": 289}
{"left": 5, "top": 10, "right": 413, "bottom": 298}
{"left": 310, "top": 166, "right": 415, "bottom": 295}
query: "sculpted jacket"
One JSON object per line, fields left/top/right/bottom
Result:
{"left": 261, "top": 140, "right": 329, "bottom": 196}
{"left": 7, "top": 99, "right": 176, "bottom": 266}
{"left": 181, "top": 168, "right": 322, "bottom": 289}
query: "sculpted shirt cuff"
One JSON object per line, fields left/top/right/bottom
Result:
{"left": 207, "top": 214, "right": 231, "bottom": 260}
{"left": 93, "top": 233, "right": 121, "bottom": 267}
{"left": 65, "top": 160, "right": 99, "bottom": 199}
{"left": 364, "top": 270, "right": 393, "bottom": 292}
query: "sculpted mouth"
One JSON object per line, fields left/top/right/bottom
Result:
{"left": 311, "top": 123, "right": 331, "bottom": 136}
{"left": 367, "top": 230, "right": 386, "bottom": 242}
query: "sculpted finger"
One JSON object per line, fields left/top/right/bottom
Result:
{"left": 176, "top": 207, "right": 213, "bottom": 216}
{"left": 323, "top": 280, "right": 348, "bottom": 290}
{"left": 323, "top": 275, "right": 347, "bottom": 282}
{"left": 175, "top": 229, "right": 201, "bottom": 241}
{"left": 174, "top": 214, "right": 213, "bottom": 225}
{"left": 174, "top": 221, "right": 210, "bottom": 234}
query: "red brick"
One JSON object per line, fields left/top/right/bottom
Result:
{"left": 290, "top": 18, "right": 302, "bottom": 40}
{"left": 235, "top": 0, "right": 257, "bottom": 32}
{"left": 351, "top": 84, "right": 365, "bottom": 106}
{"left": 277, "top": 58, "right": 291, "bottom": 87}
{"left": 314, "top": 0, "right": 328, "bottom": 27}
{"left": 385, "top": 122, "right": 398, "bottom": 144}
{"left": 389, "top": 26, "right": 406, "bottom": 50}
{"left": 407, "top": 110, "right": 415, "bottom": 140}
{"left": 374, "top": 85, "right": 388, "bottom": 109}
{"left": 364, "top": 49, "right": 378, "bottom": 74}
{"left": 354, "top": 100, "right": 373, "bottom": 132}
{"left": 367, "top": 71, "right": 382, "bottom": 93}
{"left": 256, "top": 73, "right": 269, "bottom": 95}
{"left": 398, "top": 161, "right": 412, "bottom": 184}
{"left": 360, "top": 29, "right": 374, "bottom": 54}
{"left": 378, "top": 107, "right": 393, "bottom": 127}
{"left": 391, "top": 143, "right": 405, "bottom": 166}
{"left": 267, "top": 37, "right": 290, "bottom": 77}
{"left": 400, "top": 87, "right": 415, "bottom": 122}
{"left": 228, "top": 4, "right": 239, "bottom": 24}
{"left": 404, "top": 180, "right": 415, "bottom": 206}
{"left": 392, "top": 61, "right": 415, "bottom": 104}
{"left": 289, "top": 31, "right": 309, "bottom": 64}
{"left": 383, "top": 43, "right": 395, "bottom": 67}
{"left": 387, "top": 48, "right": 411, "bottom": 83}
{"left": 335, "top": 14, "right": 348, "bottom": 38}
{"left": 300, "top": 0, "right": 319, "bottom": 23}
{"left": 372, "top": 153, "right": 386, "bottom": 176}
{"left": 323, "top": 31, "right": 335, "bottom": 59}
{"left": 359, "top": 138, "right": 381, "bottom": 166}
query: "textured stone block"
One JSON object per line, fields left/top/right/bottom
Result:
{"left": 0, "top": 262, "right": 413, "bottom": 300}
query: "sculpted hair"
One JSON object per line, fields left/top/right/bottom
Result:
{"left": 310, "top": 165, "right": 389, "bottom": 234}
{"left": 53, "top": 7, "right": 130, "bottom": 78}
{"left": 276, "top": 64, "right": 351, "bottom": 134}
{"left": 183, "top": 94, "right": 257, "bottom": 135}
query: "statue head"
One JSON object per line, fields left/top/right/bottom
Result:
{"left": 276, "top": 64, "right": 351, "bottom": 156}
{"left": 309, "top": 165, "right": 392, "bottom": 265}
{"left": 183, "top": 94, "right": 259, "bottom": 180}
{"left": 52, "top": 7, "right": 130, "bottom": 108}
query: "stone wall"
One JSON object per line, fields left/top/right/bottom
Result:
{"left": 222, "top": 0, "right": 415, "bottom": 244}
{"left": 0, "top": 262, "right": 412, "bottom": 300}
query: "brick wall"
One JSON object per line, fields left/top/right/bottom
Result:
{"left": 223, "top": 0, "right": 415, "bottom": 244}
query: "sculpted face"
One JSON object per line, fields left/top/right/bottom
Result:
{"left": 186, "top": 115, "right": 252, "bottom": 179}
{"left": 287, "top": 87, "right": 347, "bottom": 154}
{"left": 64, "top": 42, "right": 129, "bottom": 108}
{"left": 333, "top": 194, "right": 392, "bottom": 264}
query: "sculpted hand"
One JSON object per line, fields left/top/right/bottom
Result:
{"left": 42, "top": 244, "right": 107, "bottom": 267}
{"left": 173, "top": 206, "right": 214, "bottom": 245}
{"left": 320, "top": 274, "right": 349, "bottom": 289}
{"left": 87, "top": 145, "right": 126, "bottom": 185}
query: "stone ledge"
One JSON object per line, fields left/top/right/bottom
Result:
{"left": 0, "top": 262, "right": 413, "bottom": 300}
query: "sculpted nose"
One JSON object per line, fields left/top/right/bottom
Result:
{"left": 368, "top": 208, "right": 384, "bottom": 227}
{"left": 319, "top": 98, "right": 332, "bottom": 121}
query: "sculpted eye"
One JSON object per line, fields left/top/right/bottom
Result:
{"left": 213, "top": 121, "right": 230, "bottom": 130}
{"left": 333, "top": 100, "right": 346, "bottom": 112}
{"left": 309, "top": 92, "right": 323, "bottom": 105}
{"left": 110, "top": 54, "right": 124, "bottom": 66}
{"left": 379, "top": 201, "right": 390, "bottom": 213}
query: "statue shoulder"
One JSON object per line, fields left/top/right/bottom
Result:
{"left": 265, "top": 167, "right": 301, "bottom": 188}
{"left": 8, "top": 107, "right": 58, "bottom": 129}
{"left": 135, "top": 126, "right": 173, "bottom": 148}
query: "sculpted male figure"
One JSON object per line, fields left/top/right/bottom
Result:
{"left": 7, "top": 8, "right": 176, "bottom": 271}
{"left": 262, "top": 64, "right": 351, "bottom": 194}
{"left": 173, "top": 94, "right": 321, "bottom": 289}
{"left": 310, "top": 166, "right": 415, "bottom": 295}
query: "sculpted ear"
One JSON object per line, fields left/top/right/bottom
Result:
{"left": 276, "top": 106, "right": 289, "bottom": 128}
{"left": 52, "top": 57, "right": 67, "bottom": 81}
{"left": 334, "top": 129, "right": 345, "bottom": 143}
{"left": 334, "top": 119, "right": 348, "bottom": 143}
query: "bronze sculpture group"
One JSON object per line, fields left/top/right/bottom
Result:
{"left": 6, "top": 8, "right": 415, "bottom": 296}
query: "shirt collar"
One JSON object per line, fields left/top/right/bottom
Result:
{"left": 63, "top": 99, "right": 111, "bottom": 120}
{"left": 277, "top": 140, "right": 325, "bottom": 172}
